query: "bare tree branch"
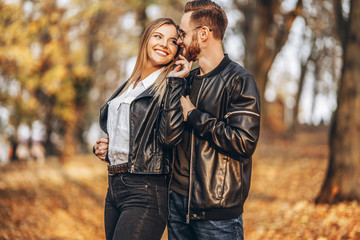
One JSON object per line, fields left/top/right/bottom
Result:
{"left": 333, "top": 0, "right": 348, "bottom": 45}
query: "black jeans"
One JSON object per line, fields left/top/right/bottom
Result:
{"left": 104, "top": 173, "right": 168, "bottom": 240}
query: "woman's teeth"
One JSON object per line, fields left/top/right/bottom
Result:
{"left": 155, "top": 50, "right": 168, "bottom": 56}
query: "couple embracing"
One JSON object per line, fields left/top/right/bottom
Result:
{"left": 93, "top": 0, "right": 261, "bottom": 239}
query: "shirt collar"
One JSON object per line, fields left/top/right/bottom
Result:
{"left": 141, "top": 68, "right": 164, "bottom": 89}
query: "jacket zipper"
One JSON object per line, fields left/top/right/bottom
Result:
{"left": 129, "top": 101, "right": 135, "bottom": 173}
{"left": 224, "top": 110, "right": 260, "bottom": 119}
{"left": 240, "top": 162, "right": 244, "bottom": 202}
{"left": 186, "top": 78, "right": 206, "bottom": 224}
{"left": 167, "top": 150, "right": 175, "bottom": 221}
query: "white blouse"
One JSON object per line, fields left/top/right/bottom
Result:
{"left": 107, "top": 68, "right": 163, "bottom": 166}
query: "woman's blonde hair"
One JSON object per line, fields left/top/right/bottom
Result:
{"left": 120, "top": 18, "right": 180, "bottom": 101}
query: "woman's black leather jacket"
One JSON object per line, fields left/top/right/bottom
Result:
{"left": 99, "top": 79, "right": 186, "bottom": 174}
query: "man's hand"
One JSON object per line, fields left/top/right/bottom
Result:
{"left": 168, "top": 55, "right": 193, "bottom": 78}
{"left": 180, "top": 95, "right": 196, "bottom": 121}
{"left": 93, "top": 137, "right": 109, "bottom": 162}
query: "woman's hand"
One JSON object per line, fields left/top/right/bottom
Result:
{"left": 168, "top": 55, "right": 193, "bottom": 78}
{"left": 93, "top": 137, "right": 109, "bottom": 162}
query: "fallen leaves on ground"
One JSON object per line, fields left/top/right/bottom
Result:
{"left": 245, "top": 128, "right": 360, "bottom": 240}
{"left": 0, "top": 127, "right": 359, "bottom": 239}
{"left": 0, "top": 155, "right": 108, "bottom": 240}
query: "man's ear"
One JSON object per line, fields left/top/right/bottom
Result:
{"left": 199, "top": 28, "right": 210, "bottom": 42}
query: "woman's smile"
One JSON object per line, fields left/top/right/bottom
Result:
{"left": 146, "top": 24, "right": 178, "bottom": 68}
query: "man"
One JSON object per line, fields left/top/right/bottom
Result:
{"left": 160, "top": 1, "right": 261, "bottom": 239}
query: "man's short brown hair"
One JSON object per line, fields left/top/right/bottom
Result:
{"left": 184, "top": 0, "right": 228, "bottom": 40}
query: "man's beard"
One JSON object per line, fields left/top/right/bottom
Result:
{"left": 183, "top": 34, "right": 201, "bottom": 62}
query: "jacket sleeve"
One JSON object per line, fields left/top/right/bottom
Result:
{"left": 187, "top": 74, "right": 261, "bottom": 159}
{"left": 158, "top": 77, "right": 187, "bottom": 148}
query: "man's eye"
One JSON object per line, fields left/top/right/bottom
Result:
{"left": 170, "top": 40, "right": 177, "bottom": 45}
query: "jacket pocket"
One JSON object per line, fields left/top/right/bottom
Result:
{"left": 219, "top": 157, "right": 244, "bottom": 207}
{"left": 216, "top": 157, "right": 229, "bottom": 200}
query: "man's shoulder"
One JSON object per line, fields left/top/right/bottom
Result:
{"left": 215, "top": 61, "right": 256, "bottom": 89}
{"left": 224, "top": 60, "right": 254, "bottom": 79}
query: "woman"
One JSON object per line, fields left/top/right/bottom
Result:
{"left": 93, "top": 18, "right": 191, "bottom": 240}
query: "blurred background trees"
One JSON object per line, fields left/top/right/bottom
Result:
{"left": 316, "top": 0, "right": 360, "bottom": 203}
{"left": 0, "top": 0, "right": 358, "bottom": 200}
{"left": 0, "top": 0, "right": 184, "bottom": 162}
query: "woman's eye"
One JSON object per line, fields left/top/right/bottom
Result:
{"left": 170, "top": 40, "right": 177, "bottom": 45}
{"left": 154, "top": 34, "right": 161, "bottom": 39}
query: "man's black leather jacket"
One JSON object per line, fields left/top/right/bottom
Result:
{"left": 160, "top": 55, "right": 261, "bottom": 221}
{"left": 99, "top": 79, "right": 186, "bottom": 174}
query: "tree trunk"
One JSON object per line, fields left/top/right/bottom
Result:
{"left": 289, "top": 58, "right": 307, "bottom": 133}
{"left": 316, "top": 0, "right": 360, "bottom": 203}
{"left": 60, "top": 119, "right": 76, "bottom": 164}
{"left": 237, "top": 0, "right": 303, "bottom": 129}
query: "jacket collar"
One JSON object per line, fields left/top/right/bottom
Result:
{"left": 133, "top": 68, "right": 163, "bottom": 100}
{"left": 194, "top": 54, "right": 231, "bottom": 79}
{"left": 106, "top": 67, "right": 163, "bottom": 102}
{"left": 141, "top": 67, "right": 163, "bottom": 89}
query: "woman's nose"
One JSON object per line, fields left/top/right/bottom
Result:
{"left": 160, "top": 39, "right": 168, "bottom": 48}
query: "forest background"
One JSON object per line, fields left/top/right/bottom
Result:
{"left": 0, "top": 0, "right": 359, "bottom": 239}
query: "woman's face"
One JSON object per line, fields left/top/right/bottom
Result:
{"left": 146, "top": 24, "right": 179, "bottom": 69}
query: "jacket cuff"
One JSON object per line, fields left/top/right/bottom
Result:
{"left": 187, "top": 109, "right": 202, "bottom": 125}
{"left": 163, "top": 77, "right": 187, "bottom": 111}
